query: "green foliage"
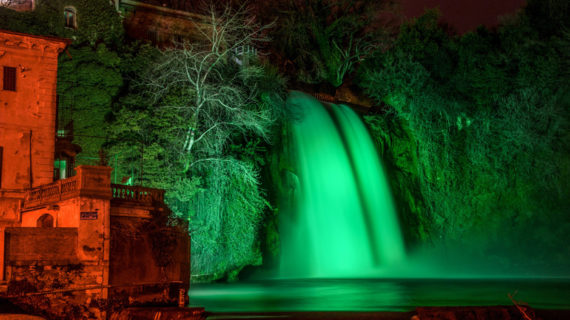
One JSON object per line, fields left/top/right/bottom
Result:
{"left": 33, "top": 0, "right": 123, "bottom": 46}
{"left": 109, "top": 62, "right": 281, "bottom": 279}
{"left": 0, "top": 7, "right": 38, "bottom": 33}
{"left": 259, "top": 0, "right": 397, "bottom": 88}
{"left": 107, "top": 3, "right": 286, "bottom": 281}
{"left": 58, "top": 44, "right": 124, "bottom": 164}
{"left": 358, "top": 5, "right": 570, "bottom": 270}
{"left": 364, "top": 114, "right": 428, "bottom": 245}
{"left": 189, "top": 159, "right": 266, "bottom": 280}
{"left": 525, "top": 0, "right": 569, "bottom": 38}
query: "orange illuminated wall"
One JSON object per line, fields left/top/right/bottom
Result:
{"left": 0, "top": 29, "right": 69, "bottom": 190}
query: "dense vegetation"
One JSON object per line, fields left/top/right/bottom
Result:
{"left": 253, "top": 0, "right": 399, "bottom": 89}
{"left": 2, "top": 0, "right": 568, "bottom": 279}
{"left": 358, "top": 4, "right": 570, "bottom": 273}
{"left": 106, "top": 4, "right": 286, "bottom": 280}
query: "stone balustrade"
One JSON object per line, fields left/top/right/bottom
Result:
{"left": 24, "top": 176, "right": 78, "bottom": 208}
{"left": 111, "top": 184, "right": 165, "bottom": 205}
{"left": 23, "top": 166, "right": 165, "bottom": 209}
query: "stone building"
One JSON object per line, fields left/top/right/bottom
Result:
{"left": 0, "top": 0, "right": 35, "bottom": 11}
{"left": 112, "top": 0, "right": 209, "bottom": 47}
{"left": 0, "top": 29, "right": 190, "bottom": 319}
{"left": 2, "top": 0, "right": 209, "bottom": 47}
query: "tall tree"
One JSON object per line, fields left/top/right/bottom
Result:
{"left": 109, "top": 2, "right": 285, "bottom": 280}
{"left": 143, "top": 2, "right": 275, "bottom": 173}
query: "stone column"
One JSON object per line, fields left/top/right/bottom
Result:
{"left": 74, "top": 166, "right": 112, "bottom": 302}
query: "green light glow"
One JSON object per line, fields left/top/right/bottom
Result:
{"left": 54, "top": 159, "right": 67, "bottom": 180}
{"left": 190, "top": 278, "right": 570, "bottom": 312}
{"left": 279, "top": 92, "right": 404, "bottom": 278}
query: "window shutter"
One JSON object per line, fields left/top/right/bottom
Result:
{"left": 0, "top": 146, "right": 3, "bottom": 189}
{"left": 3, "top": 66, "right": 16, "bottom": 91}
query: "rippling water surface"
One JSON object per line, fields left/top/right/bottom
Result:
{"left": 189, "top": 278, "right": 570, "bottom": 312}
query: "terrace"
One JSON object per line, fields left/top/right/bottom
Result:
{"left": 23, "top": 166, "right": 165, "bottom": 209}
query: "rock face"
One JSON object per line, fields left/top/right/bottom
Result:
{"left": 363, "top": 113, "right": 428, "bottom": 246}
{"left": 335, "top": 84, "right": 373, "bottom": 109}
{"left": 415, "top": 306, "right": 535, "bottom": 320}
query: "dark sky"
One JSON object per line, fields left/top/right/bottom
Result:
{"left": 401, "top": 0, "right": 526, "bottom": 33}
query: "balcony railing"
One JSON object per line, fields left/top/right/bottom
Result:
{"left": 111, "top": 184, "right": 165, "bottom": 205}
{"left": 24, "top": 176, "right": 78, "bottom": 208}
{"left": 23, "top": 177, "right": 165, "bottom": 209}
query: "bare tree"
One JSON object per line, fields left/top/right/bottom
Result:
{"left": 129, "top": 2, "right": 281, "bottom": 279}
{"left": 145, "top": 2, "right": 275, "bottom": 174}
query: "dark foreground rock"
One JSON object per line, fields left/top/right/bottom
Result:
{"left": 110, "top": 307, "right": 206, "bottom": 320}
{"left": 207, "top": 307, "right": 570, "bottom": 320}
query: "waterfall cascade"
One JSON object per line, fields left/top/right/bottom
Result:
{"left": 279, "top": 91, "right": 405, "bottom": 278}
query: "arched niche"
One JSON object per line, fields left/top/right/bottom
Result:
{"left": 36, "top": 214, "right": 54, "bottom": 228}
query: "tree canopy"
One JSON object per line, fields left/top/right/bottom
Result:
{"left": 107, "top": 3, "right": 286, "bottom": 280}
{"left": 358, "top": 3, "right": 570, "bottom": 272}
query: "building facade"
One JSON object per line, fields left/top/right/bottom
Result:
{"left": 0, "top": 30, "right": 69, "bottom": 281}
{"left": 2, "top": 0, "right": 208, "bottom": 47}
{"left": 114, "top": 0, "right": 210, "bottom": 47}
{"left": 0, "top": 29, "right": 190, "bottom": 319}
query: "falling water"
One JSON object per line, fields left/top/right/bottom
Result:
{"left": 279, "top": 91, "right": 405, "bottom": 278}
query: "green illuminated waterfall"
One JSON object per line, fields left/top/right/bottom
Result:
{"left": 279, "top": 91, "right": 405, "bottom": 278}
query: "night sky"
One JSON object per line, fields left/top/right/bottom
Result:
{"left": 401, "top": 0, "right": 526, "bottom": 33}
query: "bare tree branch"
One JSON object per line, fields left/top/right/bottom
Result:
{"left": 142, "top": 1, "right": 275, "bottom": 172}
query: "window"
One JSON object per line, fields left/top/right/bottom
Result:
{"left": 64, "top": 6, "right": 77, "bottom": 29}
{"left": 146, "top": 29, "right": 158, "bottom": 44}
{"left": 3, "top": 66, "right": 16, "bottom": 91}
{"left": 0, "top": 147, "right": 3, "bottom": 189}
{"left": 37, "top": 214, "right": 54, "bottom": 228}
{"left": 54, "top": 158, "right": 67, "bottom": 180}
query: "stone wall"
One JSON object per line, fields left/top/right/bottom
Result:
{"left": 0, "top": 166, "right": 190, "bottom": 318}
{"left": 4, "top": 227, "right": 104, "bottom": 320}
{"left": 2, "top": 0, "right": 34, "bottom": 11}
{"left": 4, "top": 227, "right": 78, "bottom": 263}
{"left": 6, "top": 264, "right": 105, "bottom": 320}
{"left": 109, "top": 215, "right": 190, "bottom": 307}
{"left": 0, "top": 30, "right": 68, "bottom": 189}
{"left": 121, "top": 2, "right": 209, "bottom": 47}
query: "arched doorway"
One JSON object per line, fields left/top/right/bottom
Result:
{"left": 36, "top": 214, "right": 54, "bottom": 228}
